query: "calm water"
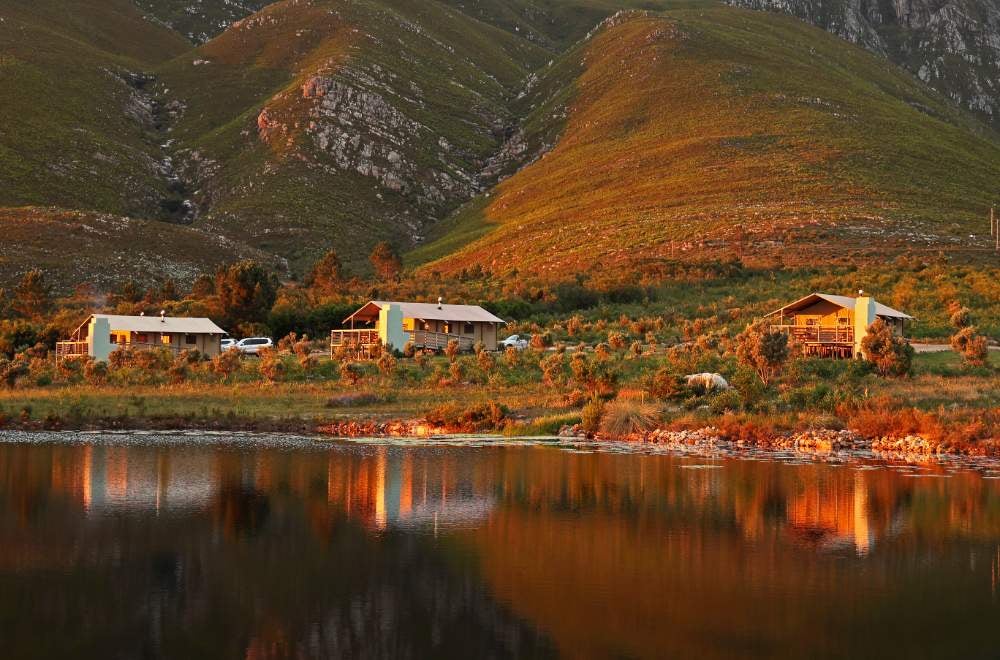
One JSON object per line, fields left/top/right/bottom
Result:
{"left": 3, "top": 433, "right": 1000, "bottom": 659}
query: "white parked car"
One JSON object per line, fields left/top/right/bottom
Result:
{"left": 235, "top": 337, "right": 273, "bottom": 354}
{"left": 221, "top": 338, "right": 236, "bottom": 351}
{"left": 500, "top": 334, "right": 530, "bottom": 350}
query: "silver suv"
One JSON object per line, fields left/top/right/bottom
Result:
{"left": 235, "top": 337, "right": 273, "bottom": 354}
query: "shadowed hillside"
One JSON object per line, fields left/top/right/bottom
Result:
{"left": 414, "top": 8, "right": 1000, "bottom": 282}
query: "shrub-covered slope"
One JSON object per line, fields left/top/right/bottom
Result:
{"left": 154, "top": 0, "right": 559, "bottom": 273}
{"left": 0, "top": 0, "right": 190, "bottom": 217}
{"left": 416, "top": 8, "right": 1000, "bottom": 282}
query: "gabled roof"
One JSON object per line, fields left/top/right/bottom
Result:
{"left": 79, "top": 314, "right": 227, "bottom": 335}
{"left": 345, "top": 301, "right": 505, "bottom": 324}
{"left": 767, "top": 293, "right": 912, "bottom": 319}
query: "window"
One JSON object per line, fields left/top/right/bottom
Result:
{"left": 443, "top": 323, "right": 450, "bottom": 334}
{"left": 464, "top": 323, "right": 475, "bottom": 335}
{"left": 838, "top": 317, "right": 849, "bottom": 325}
{"left": 161, "top": 334, "right": 172, "bottom": 345}
{"left": 185, "top": 334, "right": 198, "bottom": 345}
{"left": 136, "top": 333, "right": 149, "bottom": 344}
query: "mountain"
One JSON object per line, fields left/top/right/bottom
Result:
{"left": 727, "top": 0, "right": 1000, "bottom": 126}
{"left": 2, "top": 0, "right": 1000, "bottom": 291}
{"left": 414, "top": 7, "right": 1000, "bottom": 282}
{"left": 134, "top": 0, "right": 276, "bottom": 43}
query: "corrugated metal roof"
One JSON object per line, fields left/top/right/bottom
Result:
{"left": 768, "top": 293, "right": 912, "bottom": 319}
{"left": 88, "top": 314, "right": 227, "bottom": 334}
{"left": 345, "top": 301, "right": 505, "bottom": 324}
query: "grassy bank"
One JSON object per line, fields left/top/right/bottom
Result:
{"left": 0, "top": 350, "right": 995, "bottom": 450}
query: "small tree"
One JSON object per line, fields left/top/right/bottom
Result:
{"left": 735, "top": 321, "right": 789, "bottom": 387}
{"left": 951, "top": 326, "right": 989, "bottom": 367}
{"left": 949, "top": 306, "right": 972, "bottom": 330}
{"left": 215, "top": 260, "right": 278, "bottom": 329}
{"left": 340, "top": 361, "right": 362, "bottom": 386}
{"left": 13, "top": 269, "right": 50, "bottom": 318}
{"left": 860, "top": 318, "right": 913, "bottom": 377}
{"left": 445, "top": 339, "right": 460, "bottom": 363}
{"left": 308, "top": 250, "right": 344, "bottom": 297}
{"left": 376, "top": 352, "right": 398, "bottom": 377}
{"left": 369, "top": 241, "right": 402, "bottom": 282}
{"left": 477, "top": 349, "right": 496, "bottom": 374}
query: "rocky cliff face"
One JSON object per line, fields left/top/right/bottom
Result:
{"left": 728, "top": 0, "right": 1000, "bottom": 124}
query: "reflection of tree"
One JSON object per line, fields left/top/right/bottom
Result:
{"left": 212, "top": 486, "right": 270, "bottom": 539}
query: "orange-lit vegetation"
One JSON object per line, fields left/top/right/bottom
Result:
{"left": 417, "top": 9, "right": 1000, "bottom": 280}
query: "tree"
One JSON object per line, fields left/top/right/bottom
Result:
{"left": 860, "top": 318, "right": 913, "bottom": 377}
{"left": 951, "top": 325, "right": 989, "bottom": 367}
{"left": 191, "top": 274, "right": 215, "bottom": 298}
{"left": 159, "top": 278, "right": 179, "bottom": 302}
{"left": 369, "top": 241, "right": 402, "bottom": 281}
{"left": 13, "top": 269, "right": 50, "bottom": 318}
{"left": 308, "top": 250, "right": 344, "bottom": 296}
{"left": 215, "top": 260, "right": 278, "bottom": 329}
{"left": 735, "top": 321, "right": 789, "bottom": 387}
{"left": 116, "top": 279, "right": 144, "bottom": 304}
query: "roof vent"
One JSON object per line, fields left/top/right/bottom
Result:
{"left": 139, "top": 312, "right": 145, "bottom": 316}
{"left": 437, "top": 296, "right": 443, "bottom": 310}
{"left": 858, "top": 289, "right": 864, "bottom": 296}
{"left": 160, "top": 310, "right": 166, "bottom": 322}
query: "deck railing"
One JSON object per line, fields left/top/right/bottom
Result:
{"left": 55, "top": 341, "right": 89, "bottom": 360}
{"left": 330, "top": 329, "right": 477, "bottom": 353}
{"left": 770, "top": 324, "right": 854, "bottom": 344}
{"left": 409, "top": 330, "right": 475, "bottom": 351}
{"left": 330, "top": 329, "right": 381, "bottom": 347}
{"left": 56, "top": 340, "right": 186, "bottom": 362}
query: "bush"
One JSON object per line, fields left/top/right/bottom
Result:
{"left": 211, "top": 349, "right": 242, "bottom": 380}
{"left": 581, "top": 399, "right": 605, "bottom": 434}
{"left": 736, "top": 321, "right": 789, "bottom": 386}
{"left": 861, "top": 319, "right": 913, "bottom": 377}
{"left": 598, "top": 398, "right": 660, "bottom": 437}
{"left": 258, "top": 349, "right": 286, "bottom": 382}
{"left": 445, "top": 339, "right": 460, "bottom": 362}
{"left": 647, "top": 367, "right": 686, "bottom": 400}
{"left": 83, "top": 360, "right": 109, "bottom": 385}
{"left": 951, "top": 326, "right": 989, "bottom": 367}
{"left": 340, "top": 362, "right": 362, "bottom": 386}
{"left": 376, "top": 352, "right": 398, "bottom": 377}
{"left": 424, "top": 401, "right": 508, "bottom": 431}
{"left": 709, "top": 390, "right": 742, "bottom": 415}
{"left": 608, "top": 332, "right": 626, "bottom": 350}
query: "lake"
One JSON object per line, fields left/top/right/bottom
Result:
{"left": 2, "top": 432, "right": 1000, "bottom": 659}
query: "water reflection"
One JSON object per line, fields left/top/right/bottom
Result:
{"left": 1, "top": 435, "right": 1000, "bottom": 658}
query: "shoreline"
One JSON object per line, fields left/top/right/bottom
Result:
{"left": 2, "top": 416, "right": 998, "bottom": 464}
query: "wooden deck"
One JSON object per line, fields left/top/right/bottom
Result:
{"left": 55, "top": 341, "right": 89, "bottom": 361}
{"left": 330, "top": 329, "right": 476, "bottom": 356}
{"left": 770, "top": 324, "right": 855, "bottom": 358}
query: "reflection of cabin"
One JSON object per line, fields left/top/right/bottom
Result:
{"left": 767, "top": 293, "right": 912, "bottom": 358}
{"left": 331, "top": 300, "right": 505, "bottom": 355}
{"left": 56, "top": 313, "right": 227, "bottom": 362}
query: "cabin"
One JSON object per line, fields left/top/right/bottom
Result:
{"left": 56, "top": 313, "right": 228, "bottom": 362}
{"left": 331, "top": 300, "right": 505, "bottom": 356}
{"left": 766, "top": 292, "right": 912, "bottom": 358}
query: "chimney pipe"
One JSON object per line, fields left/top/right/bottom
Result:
{"left": 160, "top": 310, "right": 166, "bottom": 322}
{"left": 437, "top": 296, "right": 443, "bottom": 310}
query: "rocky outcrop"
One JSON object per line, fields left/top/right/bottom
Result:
{"left": 728, "top": 0, "right": 1000, "bottom": 123}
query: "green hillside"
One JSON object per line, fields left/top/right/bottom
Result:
{"left": 415, "top": 8, "right": 1000, "bottom": 282}
{"left": 153, "top": 0, "right": 558, "bottom": 274}
{"left": 0, "top": 0, "right": 190, "bottom": 218}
